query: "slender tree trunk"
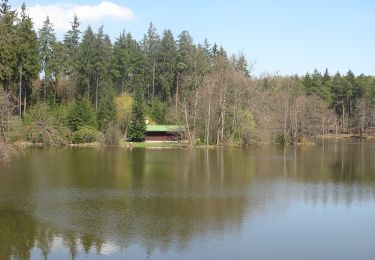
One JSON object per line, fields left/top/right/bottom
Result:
{"left": 205, "top": 96, "right": 211, "bottom": 145}
{"left": 348, "top": 99, "right": 351, "bottom": 133}
{"left": 342, "top": 102, "right": 345, "bottom": 134}
{"left": 18, "top": 65, "right": 22, "bottom": 118}
{"left": 183, "top": 99, "right": 191, "bottom": 145}
{"left": 221, "top": 93, "right": 226, "bottom": 142}
{"left": 283, "top": 85, "right": 290, "bottom": 142}
{"left": 95, "top": 75, "right": 99, "bottom": 111}
{"left": 192, "top": 88, "right": 198, "bottom": 145}
{"left": 121, "top": 77, "right": 124, "bottom": 93}
{"left": 87, "top": 81, "right": 90, "bottom": 100}
{"left": 54, "top": 78, "right": 58, "bottom": 103}
{"left": 175, "top": 73, "right": 179, "bottom": 111}
{"left": 335, "top": 117, "right": 338, "bottom": 136}
{"left": 23, "top": 85, "right": 27, "bottom": 115}
{"left": 360, "top": 101, "right": 365, "bottom": 137}
{"left": 152, "top": 59, "right": 155, "bottom": 103}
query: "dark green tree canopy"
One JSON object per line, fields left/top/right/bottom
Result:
{"left": 128, "top": 86, "right": 146, "bottom": 142}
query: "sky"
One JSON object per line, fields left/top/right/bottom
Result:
{"left": 9, "top": 0, "right": 375, "bottom": 76}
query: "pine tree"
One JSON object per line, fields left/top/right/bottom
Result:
{"left": 93, "top": 26, "right": 112, "bottom": 111}
{"left": 67, "top": 98, "right": 97, "bottom": 131}
{"left": 128, "top": 86, "right": 146, "bottom": 142}
{"left": 63, "top": 15, "right": 81, "bottom": 80}
{"left": 111, "top": 31, "right": 129, "bottom": 93}
{"left": 142, "top": 23, "right": 160, "bottom": 103}
{"left": 49, "top": 41, "right": 67, "bottom": 102}
{"left": 97, "top": 83, "right": 117, "bottom": 130}
{"left": 125, "top": 33, "right": 145, "bottom": 89}
{"left": 38, "top": 16, "right": 56, "bottom": 99}
{"left": 158, "top": 29, "right": 177, "bottom": 102}
{"left": 77, "top": 26, "right": 96, "bottom": 99}
{"left": 15, "top": 3, "right": 39, "bottom": 115}
{"left": 0, "top": 0, "right": 17, "bottom": 91}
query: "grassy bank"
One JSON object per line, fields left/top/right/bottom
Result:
{"left": 318, "top": 134, "right": 375, "bottom": 140}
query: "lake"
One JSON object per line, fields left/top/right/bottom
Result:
{"left": 0, "top": 139, "right": 375, "bottom": 260}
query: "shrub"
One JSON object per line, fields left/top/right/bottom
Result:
{"left": 72, "top": 126, "right": 101, "bottom": 144}
{"left": 150, "top": 97, "right": 167, "bottom": 124}
{"left": 0, "top": 138, "right": 16, "bottom": 162}
{"left": 275, "top": 132, "right": 286, "bottom": 144}
{"left": 101, "top": 122, "right": 121, "bottom": 146}
{"left": 23, "top": 102, "right": 71, "bottom": 146}
{"left": 115, "top": 92, "right": 133, "bottom": 137}
{"left": 67, "top": 99, "right": 97, "bottom": 131}
{"left": 7, "top": 117, "right": 23, "bottom": 142}
{"left": 97, "top": 85, "right": 117, "bottom": 131}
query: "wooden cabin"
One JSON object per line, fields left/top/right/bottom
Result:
{"left": 145, "top": 125, "right": 183, "bottom": 141}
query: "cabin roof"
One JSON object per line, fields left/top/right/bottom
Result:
{"left": 146, "top": 125, "right": 181, "bottom": 132}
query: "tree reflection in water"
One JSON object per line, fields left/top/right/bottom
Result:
{"left": 0, "top": 140, "right": 374, "bottom": 259}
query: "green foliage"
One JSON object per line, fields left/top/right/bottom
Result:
{"left": 6, "top": 116, "right": 23, "bottom": 142}
{"left": 38, "top": 16, "right": 57, "bottom": 94}
{"left": 237, "top": 110, "right": 256, "bottom": 146}
{"left": 150, "top": 97, "right": 167, "bottom": 124}
{"left": 0, "top": 0, "right": 17, "bottom": 88}
{"left": 63, "top": 15, "right": 80, "bottom": 78}
{"left": 72, "top": 125, "right": 100, "bottom": 144}
{"left": 275, "top": 132, "right": 286, "bottom": 144}
{"left": 0, "top": 2, "right": 375, "bottom": 146}
{"left": 101, "top": 121, "right": 121, "bottom": 145}
{"left": 97, "top": 84, "right": 117, "bottom": 130}
{"left": 23, "top": 102, "right": 70, "bottom": 145}
{"left": 115, "top": 92, "right": 133, "bottom": 135}
{"left": 77, "top": 26, "right": 96, "bottom": 98}
{"left": 15, "top": 3, "right": 39, "bottom": 112}
{"left": 67, "top": 98, "right": 96, "bottom": 131}
{"left": 128, "top": 87, "right": 146, "bottom": 142}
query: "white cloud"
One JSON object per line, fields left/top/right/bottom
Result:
{"left": 22, "top": 1, "right": 135, "bottom": 31}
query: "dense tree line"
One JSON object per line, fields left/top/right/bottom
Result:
{"left": 1, "top": 1, "right": 375, "bottom": 149}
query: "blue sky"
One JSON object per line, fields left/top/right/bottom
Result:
{"left": 9, "top": 0, "right": 375, "bottom": 76}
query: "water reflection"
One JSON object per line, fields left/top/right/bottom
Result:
{"left": 0, "top": 140, "right": 374, "bottom": 259}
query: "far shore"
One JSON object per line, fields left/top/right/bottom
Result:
{"left": 318, "top": 134, "right": 375, "bottom": 140}
{"left": 11, "top": 134, "right": 375, "bottom": 150}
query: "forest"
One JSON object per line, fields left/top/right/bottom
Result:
{"left": 1, "top": 0, "right": 375, "bottom": 155}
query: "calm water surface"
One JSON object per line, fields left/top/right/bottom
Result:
{"left": 0, "top": 139, "right": 375, "bottom": 259}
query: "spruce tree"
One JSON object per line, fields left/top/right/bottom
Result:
{"left": 93, "top": 26, "right": 112, "bottom": 111}
{"left": 0, "top": 0, "right": 16, "bottom": 91}
{"left": 67, "top": 98, "right": 97, "bottom": 131}
{"left": 158, "top": 29, "right": 176, "bottom": 102}
{"left": 15, "top": 3, "right": 39, "bottom": 115}
{"left": 111, "top": 31, "right": 129, "bottom": 93}
{"left": 97, "top": 83, "right": 117, "bottom": 130}
{"left": 142, "top": 23, "right": 160, "bottom": 103}
{"left": 63, "top": 15, "right": 81, "bottom": 80}
{"left": 38, "top": 16, "right": 56, "bottom": 99}
{"left": 128, "top": 87, "right": 146, "bottom": 142}
{"left": 77, "top": 26, "right": 96, "bottom": 99}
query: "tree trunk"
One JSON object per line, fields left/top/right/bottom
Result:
{"left": 87, "top": 81, "right": 90, "bottom": 100}
{"left": 23, "top": 85, "right": 27, "bottom": 115}
{"left": 18, "top": 65, "right": 22, "bottom": 118}
{"left": 175, "top": 73, "right": 179, "bottom": 111}
{"left": 283, "top": 85, "right": 290, "bottom": 142}
{"left": 191, "top": 88, "right": 198, "bottom": 145}
{"left": 152, "top": 59, "right": 155, "bottom": 103}
{"left": 95, "top": 75, "right": 99, "bottom": 111}
{"left": 205, "top": 96, "right": 211, "bottom": 145}
{"left": 342, "top": 102, "right": 345, "bottom": 134}
{"left": 183, "top": 99, "right": 191, "bottom": 145}
{"left": 54, "top": 77, "right": 58, "bottom": 103}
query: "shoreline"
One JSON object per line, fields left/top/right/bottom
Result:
{"left": 10, "top": 134, "right": 375, "bottom": 150}
{"left": 318, "top": 134, "right": 375, "bottom": 140}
